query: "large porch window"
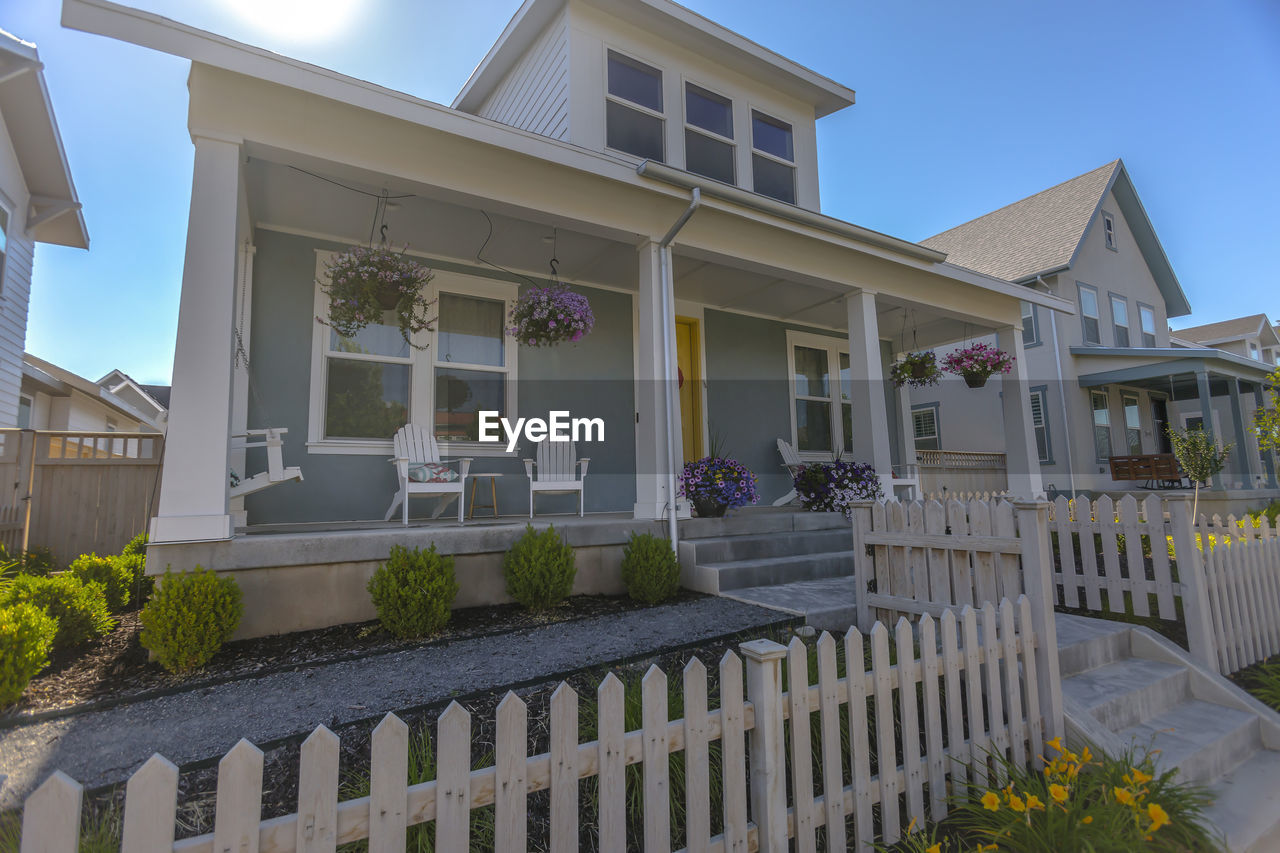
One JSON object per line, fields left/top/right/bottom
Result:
{"left": 1122, "top": 392, "right": 1142, "bottom": 453}
{"left": 433, "top": 292, "right": 509, "bottom": 442}
{"left": 787, "top": 331, "right": 852, "bottom": 459}
{"left": 1092, "top": 390, "right": 1112, "bottom": 461}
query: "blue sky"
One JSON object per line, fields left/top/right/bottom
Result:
{"left": 6, "top": 0, "right": 1279, "bottom": 384}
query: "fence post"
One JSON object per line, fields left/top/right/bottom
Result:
{"left": 1014, "top": 500, "right": 1064, "bottom": 741}
{"left": 851, "top": 501, "right": 873, "bottom": 632}
{"left": 740, "top": 638, "right": 787, "bottom": 853}
{"left": 1169, "top": 499, "right": 1219, "bottom": 672}
{"left": 16, "top": 429, "right": 36, "bottom": 553}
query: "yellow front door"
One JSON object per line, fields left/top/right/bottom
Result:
{"left": 675, "top": 317, "right": 703, "bottom": 462}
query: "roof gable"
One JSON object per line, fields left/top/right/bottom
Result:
{"left": 1175, "top": 314, "right": 1280, "bottom": 347}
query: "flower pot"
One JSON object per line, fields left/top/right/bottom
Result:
{"left": 910, "top": 361, "right": 931, "bottom": 380}
{"left": 963, "top": 372, "right": 989, "bottom": 389}
{"left": 693, "top": 498, "right": 728, "bottom": 518}
{"left": 374, "top": 284, "right": 402, "bottom": 310}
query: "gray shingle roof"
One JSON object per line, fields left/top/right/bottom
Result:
{"left": 920, "top": 161, "right": 1120, "bottom": 282}
{"left": 1173, "top": 314, "right": 1268, "bottom": 343}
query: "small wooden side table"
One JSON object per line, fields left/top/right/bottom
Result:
{"left": 468, "top": 473, "right": 502, "bottom": 520}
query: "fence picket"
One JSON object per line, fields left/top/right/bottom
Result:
{"left": 925, "top": 500, "right": 951, "bottom": 606}
{"left": 1074, "top": 497, "right": 1103, "bottom": 611}
{"left": 214, "top": 740, "right": 264, "bottom": 853}
{"left": 1054, "top": 496, "right": 1078, "bottom": 607}
{"left": 888, "top": 501, "right": 912, "bottom": 605}
{"left": 1118, "top": 496, "right": 1149, "bottom": 617}
{"left": 896, "top": 618, "right": 926, "bottom": 827}
{"left": 908, "top": 501, "right": 928, "bottom": 604}
{"left": 436, "top": 703, "right": 471, "bottom": 853}
{"left": 961, "top": 607, "right": 987, "bottom": 786}
{"left": 1212, "top": 544, "right": 1240, "bottom": 673}
{"left": 870, "top": 622, "right": 900, "bottom": 843}
{"left": 1261, "top": 540, "right": 1280, "bottom": 657}
{"left": 947, "top": 499, "right": 975, "bottom": 608}
{"left": 20, "top": 771, "right": 82, "bottom": 853}
{"left": 981, "top": 603, "right": 1009, "bottom": 783}
{"left": 683, "top": 658, "right": 711, "bottom": 853}
{"left": 496, "top": 692, "right": 529, "bottom": 853}
{"left": 918, "top": 615, "right": 946, "bottom": 821}
{"left": 1144, "top": 495, "right": 1176, "bottom": 619}
{"left": 844, "top": 628, "right": 874, "bottom": 852}
{"left": 642, "top": 666, "right": 671, "bottom": 853}
{"left": 1095, "top": 496, "right": 1125, "bottom": 614}
{"left": 872, "top": 501, "right": 891, "bottom": 624}
{"left": 121, "top": 754, "right": 178, "bottom": 853}
{"left": 994, "top": 501, "right": 1020, "bottom": 601}
{"left": 718, "top": 652, "right": 748, "bottom": 853}
{"left": 550, "top": 684, "right": 579, "bottom": 853}
{"left": 999, "top": 600, "right": 1027, "bottom": 771}
{"left": 1018, "top": 596, "right": 1044, "bottom": 769}
{"left": 969, "top": 498, "right": 998, "bottom": 607}
{"left": 939, "top": 610, "right": 967, "bottom": 801}
{"left": 815, "top": 633, "right": 847, "bottom": 852}
{"left": 369, "top": 715, "right": 408, "bottom": 853}
{"left": 786, "top": 638, "right": 817, "bottom": 853}
{"left": 296, "top": 727, "right": 339, "bottom": 853}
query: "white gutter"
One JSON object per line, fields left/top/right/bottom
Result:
{"left": 658, "top": 188, "right": 701, "bottom": 554}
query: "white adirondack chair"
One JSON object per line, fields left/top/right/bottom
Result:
{"left": 524, "top": 441, "right": 589, "bottom": 517}
{"left": 229, "top": 429, "right": 303, "bottom": 499}
{"left": 772, "top": 437, "right": 805, "bottom": 506}
{"left": 384, "top": 425, "right": 472, "bottom": 524}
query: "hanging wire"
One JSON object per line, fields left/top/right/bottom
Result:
{"left": 287, "top": 164, "right": 414, "bottom": 200}
{"left": 911, "top": 309, "right": 919, "bottom": 352}
{"left": 473, "top": 209, "right": 544, "bottom": 289}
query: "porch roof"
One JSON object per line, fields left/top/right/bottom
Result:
{"left": 1072, "top": 345, "right": 1275, "bottom": 394}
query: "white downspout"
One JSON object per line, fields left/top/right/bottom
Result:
{"left": 1038, "top": 275, "right": 1076, "bottom": 500}
{"left": 657, "top": 188, "right": 701, "bottom": 554}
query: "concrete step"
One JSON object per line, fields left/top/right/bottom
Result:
{"left": 1118, "top": 699, "right": 1261, "bottom": 786}
{"left": 684, "top": 528, "right": 851, "bottom": 564}
{"left": 1055, "top": 613, "right": 1131, "bottom": 677}
{"left": 1060, "top": 657, "right": 1190, "bottom": 732}
{"left": 702, "top": 550, "right": 854, "bottom": 592}
{"left": 1202, "top": 748, "right": 1280, "bottom": 853}
{"left": 724, "top": 576, "right": 858, "bottom": 632}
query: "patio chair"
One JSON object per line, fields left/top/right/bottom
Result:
{"left": 524, "top": 441, "right": 589, "bottom": 517}
{"left": 384, "top": 425, "right": 472, "bottom": 524}
{"left": 229, "top": 428, "right": 303, "bottom": 499}
{"left": 772, "top": 437, "right": 805, "bottom": 506}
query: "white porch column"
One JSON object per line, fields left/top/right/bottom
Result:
{"left": 896, "top": 383, "right": 918, "bottom": 499}
{"left": 1195, "top": 370, "right": 1225, "bottom": 491}
{"left": 845, "top": 291, "right": 893, "bottom": 493}
{"left": 150, "top": 134, "right": 242, "bottom": 544}
{"left": 229, "top": 242, "right": 255, "bottom": 528}
{"left": 996, "top": 326, "right": 1045, "bottom": 498}
{"left": 1228, "top": 378, "right": 1260, "bottom": 489}
{"left": 633, "top": 240, "right": 684, "bottom": 519}
{"left": 1254, "top": 383, "right": 1279, "bottom": 488}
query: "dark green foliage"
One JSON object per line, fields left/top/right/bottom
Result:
{"left": 1, "top": 573, "right": 115, "bottom": 649}
{"left": 0, "top": 601, "right": 57, "bottom": 706}
{"left": 140, "top": 567, "right": 243, "bottom": 674}
{"left": 367, "top": 544, "right": 459, "bottom": 639}
{"left": 0, "top": 544, "right": 57, "bottom": 576}
{"left": 122, "top": 532, "right": 148, "bottom": 557}
{"left": 1249, "top": 500, "right": 1280, "bottom": 527}
{"left": 69, "top": 554, "right": 135, "bottom": 611}
{"left": 1236, "top": 659, "right": 1280, "bottom": 713}
{"left": 502, "top": 524, "right": 576, "bottom": 611}
{"left": 620, "top": 532, "right": 680, "bottom": 604}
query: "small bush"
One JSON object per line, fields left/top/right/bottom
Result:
{"left": 122, "top": 532, "right": 148, "bottom": 558}
{"left": 69, "top": 554, "right": 135, "bottom": 611}
{"left": 620, "top": 532, "right": 680, "bottom": 604}
{"left": 503, "top": 524, "right": 576, "bottom": 611}
{"left": 2, "top": 573, "right": 115, "bottom": 649}
{"left": 367, "top": 544, "right": 459, "bottom": 639}
{"left": 140, "top": 567, "right": 243, "bottom": 674}
{"left": 0, "top": 602, "right": 57, "bottom": 706}
{"left": 0, "top": 544, "right": 57, "bottom": 576}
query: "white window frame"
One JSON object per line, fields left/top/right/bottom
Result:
{"left": 603, "top": 47, "right": 666, "bottom": 163}
{"left": 1078, "top": 282, "right": 1101, "bottom": 345}
{"left": 307, "top": 252, "right": 519, "bottom": 456}
{"left": 1028, "top": 387, "right": 1051, "bottom": 463}
{"left": 1102, "top": 211, "right": 1117, "bottom": 250}
{"left": 682, "top": 78, "right": 736, "bottom": 184}
{"left": 1250, "top": 342, "right": 1260, "bottom": 361}
{"left": 785, "top": 330, "right": 850, "bottom": 461}
{"left": 1137, "top": 303, "right": 1157, "bottom": 348}
{"left": 1121, "top": 392, "right": 1142, "bottom": 454}
{"left": 1091, "top": 390, "right": 1113, "bottom": 461}
{"left": 749, "top": 107, "right": 797, "bottom": 204}
{"left": 1109, "top": 293, "right": 1130, "bottom": 347}
{"left": 17, "top": 392, "right": 32, "bottom": 429}
{"left": 911, "top": 404, "right": 940, "bottom": 449}
{"left": 0, "top": 196, "right": 10, "bottom": 303}
{"left": 1020, "top": 300, "right": 1040, "bottom": 347}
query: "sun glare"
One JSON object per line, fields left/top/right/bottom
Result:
{"left": 223, "top": 0, "right": 361, "bottom": 42}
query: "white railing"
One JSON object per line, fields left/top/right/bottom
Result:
{"left": 915, "top": 450, "right": 1007, "bottom": 495}
{"left": 17, "top": 604, "right": 1047, "bottom": 853}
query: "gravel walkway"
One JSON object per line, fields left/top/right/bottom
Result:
{"left": 0, "top": 597, "right": 790, "bottom": 809}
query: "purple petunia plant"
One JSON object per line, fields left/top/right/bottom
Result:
{"left": 793, "top": 460, "right": 884, "bottom": 518}
{"left": 508, "top": 284, "right": 595, "bottom": 347}
{"left": 941, "top": 342, "right": 1015, "bottom": 379}
{"left": 320, "top": 245, "right": 436, "bottom": 348}
{"left": 679, "top": 456, "right": 760, "bottom": 510}
{"left": 889, "top": 351, "right": 942, "bottom": 388}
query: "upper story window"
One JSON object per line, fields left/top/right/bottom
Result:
{"left": 1110, "top": 295, "right": 1130, "bottom": 347}
{"left": 606, "top": 50, "right": 664, "bottom": 162}
{"left": 1250, "top": 342, "right": 1260, "bottom": 361}
{"left": 684, "top": 83, "right": 735, "bottom": 184}
{"left": 751, "top": 110, "right": 795, "bottom": 204}
{"left": 1020, "top": 300, "right": 1040, "bottom": 346}
{"left": 0, "top": 205, "right": 8, "bottom": 299}
{"left": 1138, "top": 304, "right": 1157, "bottom": 348}
{"left": 1078, "top": 283, "right": 1101, "bottom": 345}
{"left": 1103, "top": 212, "right": 1117, "bottom": 250}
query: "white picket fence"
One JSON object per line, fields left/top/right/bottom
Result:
{"left": 1198, "top": 531, "right": 1280, "bottom": 674}
{"left": 17, "top": 599, "right": 1050, "bottom": 853}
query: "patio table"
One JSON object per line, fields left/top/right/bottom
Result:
{"left": 468, "top": 472, "right": 502, "bottom": 519}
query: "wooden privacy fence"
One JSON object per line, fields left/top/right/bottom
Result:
{"left": 18, "top": 603, "right": 1050, "bottom": 853}
{"left": 0, "top": 429, "right": 162, "bottom": 560}
{"left": 915, "top": 450, "right": 1007, "bottom": 497}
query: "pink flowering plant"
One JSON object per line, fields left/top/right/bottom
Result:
{"left": 508, "top": 284, "right": 595, "bottom": 347}
{"left": 793, "top": 460, "right": 883, "bottom": 518}
{"left": 321, "top": 246, "right": 436, "bottom": 349}
{"left": 889, "top": 351, "right": 942, "bottom": 388}
{"left": 679, "top": 456, "right": 760, "bottom": 512}
{"left": 942, "top": 342, "right": 1015, "bottom": 380}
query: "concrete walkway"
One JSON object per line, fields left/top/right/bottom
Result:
{"left": 0, "top": 597, "right": 791, "bottom": 809}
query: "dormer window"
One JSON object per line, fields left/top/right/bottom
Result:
{"left": 684, "top": 83, "right": 735, "bottom": 184}
{"left": 751, "top": 110, "right": 795, "bottom": 204}
{"left": 606, "top": 50, "right": 664, "bottom": 162}
{"left": 1103, "top": 212, "right": 1117, "bottom": 250}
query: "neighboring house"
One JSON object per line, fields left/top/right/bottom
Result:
{"left": 1174, "top": 314, "right": 1280, "bottom": 368}
{"left": 0, "top": 29, "right": 88, "bottom": 428}
{"left": 20, "top": 353, "right": 163, "bottom": 433}
{"left": 97, "top": 368, "right": 169, "bottom": 430}
{"left": 912, "top": 160, "right": 1278, "bottom": 497}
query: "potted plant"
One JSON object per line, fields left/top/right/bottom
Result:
{"left": 793, "top": 460, "right": 884, "bottom": 518}
{"left": 942, "top": 341, "right": 1015, "bottom": 388}
{"left": 678, "top": 455, "right": 760, "bottom": 518}
{"left": 320, "top": 245, "right": 436, "bottom": 349}
{"left": 508, "top": 284, "right": 595, "bottom": 347}
{"left": 889, "top": 351, "right": 942, "bottom": 388}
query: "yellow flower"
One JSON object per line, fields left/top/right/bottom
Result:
{"left": 1114, "top": 787, "right": 1135, "bottom": 806}
{"left": 926, "top": 844, "right": 941, "bottom": 853}
{"left": 1080, "top": 746, "right": 1093, "bottom": 763}
{"left": 1025, "top": 794, "right": 1045, "bottom": 811}
{"left": 1049, "top": 783, "right": 1069, "bottom": 803}
{"left": 1046, "top": 736, "right": 1064, "bottom": 753}
{"left": 1130, "top": 767, "right": 1153, "bottom": 785}
{"left": 981, "top": 791, "right": 1000, "bottom": 811}
{"left": 1082, "top": 816, "right": 1094, "bottom": 824}
{"left": 977, "top": 846, "right": 999, "bottom": 852}
{"left": 1008, "top": 793, "right": 1026, "bottom": 813}
{"left": 1148, "top": 803, "right": 1170, "bottom": 832}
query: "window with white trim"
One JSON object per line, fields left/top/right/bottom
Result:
{"left": 1122, "top": 392, "right": 1142, "bottom": 454}
{"left": 1250, "top": 342, "right": 1260, "bottom": 361}
{"left": 684, "top": 82, "right": 734, "bottom": 184}
{"left": 1092, "top": 390, "right": 1112, "bottom": 461}
{"left": 787, "top": 331, "right": 851, "bottom": 458}
{"left": 322, "top": 308, "right": 413, "bottom": 441}
{"left": 1103, "top": 212, "right": 1117, "bottom": 250}
{"left": 912, "top": 405, "right": 940, "bottom": 451}
{"left": 0, "top": 204, "right": 8, "bottom": 300}
{"left": 1020, "top": 300, "right": 1040, "bottom": 346}
{"left": 17, "top": 393, "right": 31, "bottom": 429}
{"left": 606, "top": 50, "right": 664, "bottom": 162}
{"left": 1138, "top": 304, "right": 1157, "bottom": 348}
{"left": 1110, "top": 294, "right": 1130, "bottom": 347}
{"left": 1028, "top": 389, "right": 1050, "bottom": 462}
{"left": 433, "top": 292, "right": 510, "bottom": 442}
{"left": 751, "top": 110, "right": 795, "bottom": 204}
{"left": 1079, "top": 283, "right": 1101, "bottom": 345}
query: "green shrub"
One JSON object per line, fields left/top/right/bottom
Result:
{"left": 1, "top": 573, "right": 115, "bottom": 649}
{"left": 620, "top": 532, "right": 681, "bottom": 604}
{"left": 0, "top": 602, "right": 56, "bottom": 706}
{"left": 140, "top": 567, "right": 243, "bottom": 674}
{"left": 0, "top": 544, "right": 57, "bottom": 576}
{"left": 503, "top": 524, "right": 576, "bottom": 611}
{"left": 1250, "top": 499, "right": 1280, "bottom": 527}
{"left": 69, "top": 554, "right": 135, "bottom": 611}
{"left": 367, "top": 544, "right": 459, "bottom": 639}
{"left": 122, "top": 532, "right": 148, "bottom": 558}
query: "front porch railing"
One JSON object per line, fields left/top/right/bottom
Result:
{"left": 915, "top": 449, "right": 1007, "bottom": 496}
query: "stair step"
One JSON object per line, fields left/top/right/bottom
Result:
{"left": 1117, "top": 699, "right": 1260, "bottom": 786}
{"left": 724, "top": 577, "right": 858, "bottom": 632}
{"left": 1060, "top": 658, "right": 1189, "bottom": 731}
{"left": 1055, "top": 613, "right": 1131, "bottom": 676}
{"left": 1202, "top": 748, "right": 1280, "bottom": 853}
{"left": 703, "top": 551, "right": 854, "bottom": 591}
{"left": 688, "top": 528, "right": 851, "bottom": 564}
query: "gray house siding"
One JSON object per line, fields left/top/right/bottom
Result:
{"left": 477, "top": 11, "right": 570, "bottom": 141}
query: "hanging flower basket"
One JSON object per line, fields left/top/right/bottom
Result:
{"left": 508, "top": 284, "right": 594, "bottom": 347}
{"left": 889, "top": 351, "right": 942, "bottom": 388}
{"left": 678, "top": 456, "right": 760, "bottom": 517}
{"left": 942, "top": 342, "right": 1014, "bottom": 388}
{"left": 320, "top": 245, "right": 436, "bottom": 349}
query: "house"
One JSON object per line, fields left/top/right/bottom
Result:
{"left": 20, "top": 354, "right": 163, "bottom": 433}
{"left": 63, "top": 0, "right": 1072, "bottom": 635}
{"left": 1174, "top": 314, "right": 1280, "bottom": 367}
{"left": 911, "top": 160, "right": 1278, "bottom": 500}
{"left": 0, "top": 28, "right": 88, "bottom": 429}
{"left": 97, "top": 368, "right": 169, "bottom": 430}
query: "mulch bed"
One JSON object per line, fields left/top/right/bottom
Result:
{"left": 2, "top": 591, "right": 704, "bottom": 723}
